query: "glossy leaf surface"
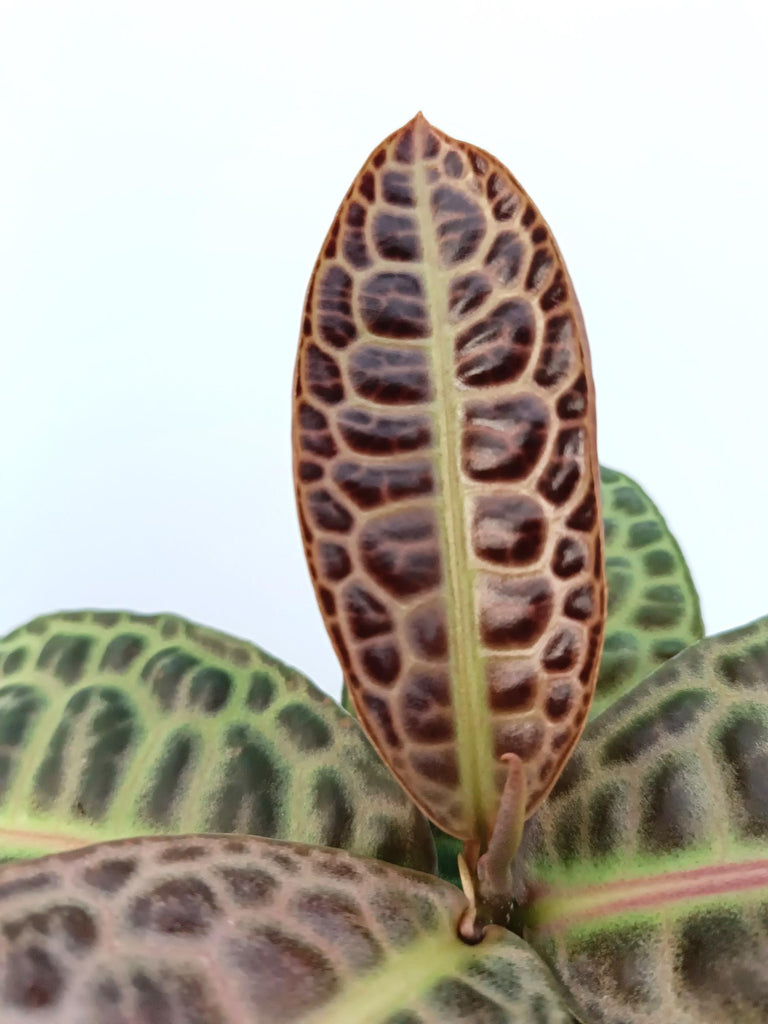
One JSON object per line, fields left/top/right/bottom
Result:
{"left": 343, "top": 464, "right": 700, "bottom": 885}
{"left": 515, "top": 616, "right": 768, "bottom": 1023}
{"left": 594, "top": 466, "right": 703, "bottom": 718}
{"left": 0, "top": 833, "right": 574, "bottom": 1023}
{"left": 293, "top": 114, "right": 605, "bottom": 851}
{"left": 0, "top": 611, "right": 434, "bottom": 872}
{"left": 340, "top": 677, "right": 466, "bottom": 890}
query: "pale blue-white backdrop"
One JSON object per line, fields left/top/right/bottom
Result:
{"left": 2, "top": 0, "right": 766, "bottom": 698}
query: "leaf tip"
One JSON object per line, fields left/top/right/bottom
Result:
{"left": 409, "top": 109, "right": 434, "bottom": 135}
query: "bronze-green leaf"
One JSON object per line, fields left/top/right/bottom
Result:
{"left": 0, "top": 611, "right": 434, "bottom": 873}
{"left": 293, "top": 114, "right": 606, "bottom": 886}
{"left": 515, "top": 616, "right": 768, "bottom": 1023}
{"left": 0, "top": 833, "right": 574, "bottom": 1022}
{"left": 594, "top": 466, "right": 703, "bottom": 718}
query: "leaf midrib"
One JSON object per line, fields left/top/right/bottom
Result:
{"left": 526, "top": 854, "right": 768, "bottom": 935}
{"left": 413, "top": 138, "right": 494, "bottom": 844}
{"left": 306, "top": 928, "right": 479, "bottom": 1024}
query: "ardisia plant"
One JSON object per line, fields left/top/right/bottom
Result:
{"left": 0, "top": 115, "right": 764, "bottom": 1023}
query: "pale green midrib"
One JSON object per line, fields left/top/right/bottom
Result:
{"left": 412, "top": 158, "right": 494, "bottom": 843}
{"left": 306, "top": 928, "right": 479, "bottom": 1024}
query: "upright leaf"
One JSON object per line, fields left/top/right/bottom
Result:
{"left": 0, "top": 611, "right": 434, "bottom": 872}
{"left": 293, "top": 114, "right": 605, "bottom": 896}
{"left": 595, "top": 466, "right": 703, "bottom": 718}
{"left": 0, "top": 833, "right": 574, "bottom": 1023}
{"left": 515, "top": 616, "right": 768, "bottom": 1023}
{"left": 342, "top": 463, "right": 702, "bottom": 887}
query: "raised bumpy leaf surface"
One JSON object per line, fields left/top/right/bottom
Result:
{"left": 0, "top": 611, "right": 434, "bottom": 872}
{"left": 515, "top": 616, "right": 768, "bottom": 1023}
{"left": 342, "top": 464, "right": 700, "bottom": 885}
{"left": 293, "top": 113, "right": 605, "bottom": 848}
{"left": 0, "top": 833, "right": 573, "bottom": 1023}
{"left": 594, "top": 466, "right": 703, "bottom": 718}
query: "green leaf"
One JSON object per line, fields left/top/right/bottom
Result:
{"left": 0, "top": 611, "right": 435, "bottom": 873}
{"left": 341, "top": 679, "right": 355, "bottom": 716}
{"left": 515, "top": 616, "right": 768, "bottom": 1022}
{"left": 594, "top": 466, "right": 703, "bottom": 718}
{"left": 431, "top": 822, "right": 463, "bottom": 889}
{"left": 0, "top": 832, "right": 574, "bottom": 1022}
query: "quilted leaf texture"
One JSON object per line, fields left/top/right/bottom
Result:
{"left": 0, "top": 611, "right": 434, "bottom": 873}
{"left": 0, "top": 833, "right": 573, "bottom": 1023}
{"left": 350, "top": 463, "right": 702, "bottom": 889}
{"left": 516, "top": 616, "right": 768, "bottom": 1023}
{"left": 293, "top": 113, "right": 605, "bottom": 862}
{"left": 594, "top": 466, "right": 703, "bottom": 718}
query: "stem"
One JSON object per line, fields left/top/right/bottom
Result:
{"left": 457, "top": 754, "right": 526, "bottom": 941}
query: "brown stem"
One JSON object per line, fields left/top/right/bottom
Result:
{"left": 477, "top": 752, "right": 525, "bottom": 901}
{"left": 456, "top": 754, "right": 526, "bottom": 942}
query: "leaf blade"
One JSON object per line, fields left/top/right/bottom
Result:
{"left": 0, "top": 833, "right": 574, "bottom": 1023}
{"left": 517, "top": 616, "right": 768, "bottom": 1022}
{"left": 0, "top": 610, "right": 435, "bottom": 872}
{"left": 594, "top": 466, "right": 704, "bottom": 718}
{"left": 294, "top": 114, "right": 605, "bottom": 852}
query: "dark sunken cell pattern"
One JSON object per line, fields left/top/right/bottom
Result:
{"left": 554, "top": 899, "right": 768, "bottom": 1023}
{"left": 520, "top": 617, "right": 768, "bottom": 1023}
{"left": 294, "top": 116, "right": 603, "bottom": 837}
{"left": 0, "top": 612, "right": 435, "bottom": 875}
{"left": 592, "top": 467, "right": 704, "bottom": 715}
{"left": 0, "top": 834, "right": 506, "bottom": 1023}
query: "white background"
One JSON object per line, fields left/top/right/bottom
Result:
{"left": 1, "top": 0, "right": 766, "bottom": 699}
